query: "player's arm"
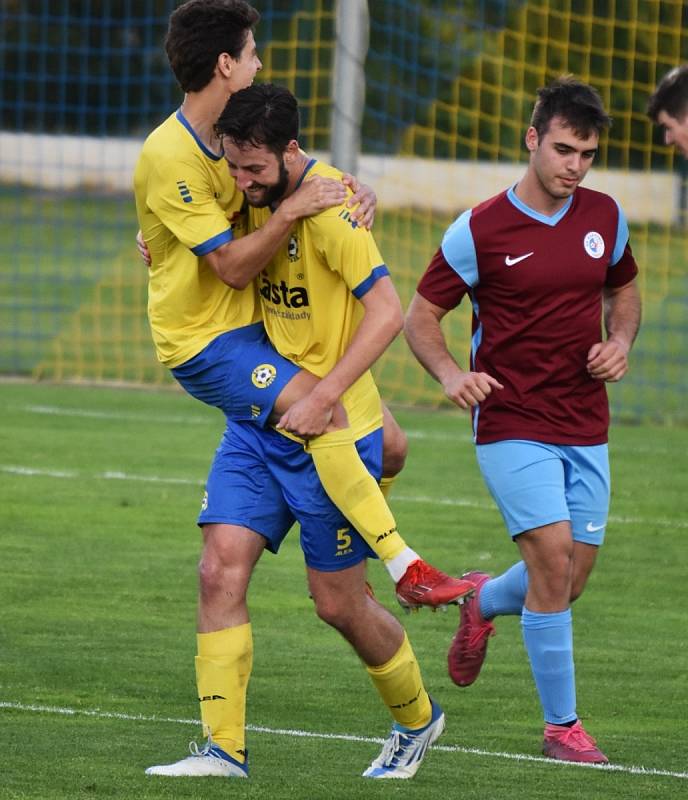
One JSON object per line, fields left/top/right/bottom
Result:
{"left": 205, "top": 176, "right": 347, "bottom": 289}
{"left": 135, "top": 181, "right": 340, "bottom": 272}
{"left": 137, "top": 176, "right": 376, "bottom": 273}
{"left": 404, "top": 292, "right": 502, "bottom": 409}
{"left": 587, "top": 278, "right": 641, "bottom": 382}
{"left": 277, "top": 275, "right": 402, "bottom": 437}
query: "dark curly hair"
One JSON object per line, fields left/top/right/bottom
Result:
{"left": 647, "top": 65, "right": 688, "bottom": 123}
{"left": 216, "top": 83, "right": 300, "bottom": 158}
{"left": 165, "top": 0, "right": 259, "bottom": 93}
{"left": 530, "top": 76, "right": 611, "bottom": 140}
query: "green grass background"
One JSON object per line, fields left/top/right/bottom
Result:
{"left": 1, "top": 188, "right": 687, "bottom": 420}
{"left": 1, "top": 381, "right": 686, "bottom": 799}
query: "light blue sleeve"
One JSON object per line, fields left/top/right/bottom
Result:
{"left": 440, "top": 209, "right": 479, "bottom": 287}
{"left": 610, "top": 200, "right": 630, "bottom": 266}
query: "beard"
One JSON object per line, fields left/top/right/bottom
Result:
{"left": 245, "top": 159, "right": 290, "bottom": 208}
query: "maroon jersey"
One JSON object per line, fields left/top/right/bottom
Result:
{"left": 417, "top": 186, "right": 638, "bottom": 445}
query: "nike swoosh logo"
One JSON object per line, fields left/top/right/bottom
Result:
{"left": 586, "top": 522, "right": 606, "bottom": 532}
{"left": 505, "top": 252, "right": 534, "bottom": 266}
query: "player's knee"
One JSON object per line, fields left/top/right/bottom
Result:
{"left": 570, "top": 572, "right": 590, "bottom": 603}
{"left": 197, "top": 549, "right": 247, "bottom": 607}
{"left": 382, "top": 426, "right": 408, "bottom": 477}
{"left": 198, "top": 552, "right": 224, "bottom": 597}
{"left": 312, "top": 593, "right": 354, "bottom": 631}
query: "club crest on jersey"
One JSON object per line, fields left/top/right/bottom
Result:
{"left": 583, "top": 231, "right": 605, "bottom": 259}
{"left": 252, "top": 363, "right": 277, "bottom": 389}
{"left": 287, "top": 234, "right": 300, "bottom": 262}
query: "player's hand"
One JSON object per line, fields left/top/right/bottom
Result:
{"left": 282, "top": 176, "right": 347, "bottom": 220}
{"left": 443, "top": 371, "right": 504, "bottom": 409}
{"left": 342, "top": 173, "right": 376, "bottom": 229}
{"left": 586, "top": 339, "right": 629, "bottom": 382}
{"left": 276, "top": 394, "right": 335, "bottom": 439}
{"left": 136, "top": 230, "right": 152, "bottom": 267}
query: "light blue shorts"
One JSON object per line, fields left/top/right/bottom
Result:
{"left": 475, "top": 440, "right": 610, "bottom": 545}
{"left": 198, "top": 421, "right": 379, "bottom": 571}
{"left": 171, "top": 322, "right": 301, "bottom": 427}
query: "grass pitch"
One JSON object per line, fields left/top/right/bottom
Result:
{"left": 1, "top": 381, "right": 687, "bottom": 799}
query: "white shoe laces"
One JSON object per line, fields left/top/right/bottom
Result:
{"left": 374, "top": 730, "right": 414, "bottom": 767}
{"left": 188, "top": 739, "right": 213, "bottom": 758}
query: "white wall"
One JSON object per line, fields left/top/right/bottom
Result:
{"left": 0, "top": 130, "right": 679, "bottom": 223}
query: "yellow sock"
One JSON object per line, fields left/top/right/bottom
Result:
{"left": 307, "top": 428, "right": 407, "bottom": 562}
{"left": 195, "top": 624, "right": 253, "bottom": 762}
{"left": 379, "top": 475, "right": 396, "bottom": 500}
{"left": 366, "top": 633, "right": 432, "bottom": 729}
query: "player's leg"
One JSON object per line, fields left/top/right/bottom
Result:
{"left": 146, "top": 424, "right": 296, "bottom": 779}
{"left": 145, "top": 521, "right": 264, "bottom": 779}
{"left": 194, "top": 523, "right": 264, "bottom": 766}
{"left": 515, "top": 522, "right": 607, "bottom": 764}
{"left": 307, "top": 558, "right": 443, "bottom": 779}
{"left": 274, "top": 370, "right": 471, "bottom": 608}
{"left": 448, "top": 439, "right": 570, "bottom": 688}
{"left": 172, "top": 325, "right": 472, "bottom": 608}
{"left": 468, "top": 540, "right": 597, "bottom": 620}
{"left": 450, "top": 442, "right": 606, "bottom": 688}
{"left": 482, "top": 441, "right": 607, "bottom": 763}
{"left": 380, "top": 402, "right": 408, "bottom": 483}
{"left": 273, "top": 372, "right": 415, "bottom": 563}
{"left": 304, "top": 416, "right": 473, "bottom": 610}
{"left": 266, "top": 423, "right": 444, "bottom": 779}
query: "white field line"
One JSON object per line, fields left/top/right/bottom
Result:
{"left": 23, "top": 404, "right": 469, "bottom": 441}
{"left": 0, "top": 701, "right": 686, "bottom": 781}
{"left": 2, "top": 463, "right": 687, "bottom": 530}
{"left": 24, "top": 404, "right": 212, "bottom": 426}
{"left": 19, "top": 404, "right": 677, "bottom": 453}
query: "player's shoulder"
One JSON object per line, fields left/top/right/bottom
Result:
{"left": 308, "top": 159, "right": 344, "bottom": 183}
{"left": 443, "top": 190, "right": 507, "bottom": 246}
{"left": 574, "top": 185, "right": 620, "bottom": 215}
{"left": 302, "top": 159, "right": 365, "bottom": 232}
{"left": 472, "top": 189, "right": 511, "bottom": 220}
{"left": 139, "top": 111, "right": 204, "bottom": 172}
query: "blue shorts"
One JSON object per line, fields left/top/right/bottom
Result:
{"left": 475, "top": 440, "right": 610, "bottom": 545}
{"left": 171, "top": 323, "right": 301, "bottom": 427}
{"left": 198, "top": 421, "right": 379, "bottom": 571}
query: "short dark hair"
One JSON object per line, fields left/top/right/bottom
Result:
{"left": 647, "top": 65, "right": 688, "bottom": 123}
{"left": 530, "top": 76, "right": 611, "bottom": 140}
{"left": 215, "top": 83, "right": 300, "bottom": 156}
{"left": 165, "top": 0, "right": 259, "bottom": 93}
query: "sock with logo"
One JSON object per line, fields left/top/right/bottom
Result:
{"left": 366, "top": 632, "right": 432, "bottom": 730}
{"left": 480, "top": 560, "right": 529, "bottom": 619}
{"left": 195, "top": 624, "right": 253, "bottom": 762}
{"left": 307, "top": 428, "right": 413, "bottom": 571}
{"left": 521, "top": 608, "right": 577, "bottom": 725}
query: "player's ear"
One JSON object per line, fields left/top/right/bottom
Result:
{"left": 283, "top": 140, "right": 300, "bottom": 163}
{"left": 525, "top": 126, "right": 539, "bottom": 152}
{"left": 216, "top": 52, "right": 234, "bottom": 79}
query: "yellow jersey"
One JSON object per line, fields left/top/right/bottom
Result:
{"left": 133, "top": 109, "right": 259, "bottom": 368}
{"left": 250, "top": 158, "right": 389, "bottom": 438}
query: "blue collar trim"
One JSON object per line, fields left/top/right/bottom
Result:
{"left": 176, "top": 109, "right": 223, "bottom": 161}
{"left": 507, "top": 184, "right": 573, "bottom": 226}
